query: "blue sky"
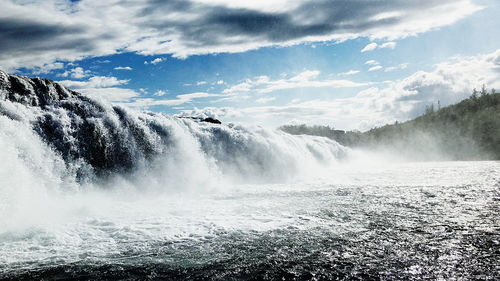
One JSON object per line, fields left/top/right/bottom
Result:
{"left": 2, "top": 0, "right": 500, "bottom": 130}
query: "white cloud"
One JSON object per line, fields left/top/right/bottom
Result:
{"left": 361, "top": 41, "right": 396, "bottom": 52}
{"left": 223, "top": 70, "right": 369, "bottom": 95}
{"left": 0, "top": 0, "right": 482, "bottom": 70}
{"left": 222, "top": 80, "right": 253, "bottom": 94}
{"left": 114, "top": 66, "right": 133, "bottom": 70}
{"left": 365, "top": 60, "right": 380, "bottom": 65}
{"left": 196, "top": 81, "right": 208, "bottom": 86}
{"left": 216, "top": 80, "right": 224, "bottom": 85}
{"left": 339, "top": 70, "right": 360, "bottom": 76}
{"left": 151, "top": 58, "right": 164, "bottom": 65}
{"left": 379, "top": 42, "right": 397, "bottom": 49}
{"left": 177, "top": 106, "right": 242, "bottom": 120}
{"left": 30, "top": 62, "right": 65, "bottom": 75}
{"left": 59, "top": 76, "right": 129, "bottom": 89}
{"left": 125, "top": 92, "right": 222, "bottom": 108}
{"left": 354, "top": 49, "right": 500, "bottom": 127}
{"left": 144, "top": 58, "right": 165, "bottom": 65}
{"left": 113, "top": 69, "right": 371, "bottom": 110}
{"left": 368, "top": 65, "right": 383, "bottom": 71}
{"left": 361, "top": 43, "right": 378, "bottom": 52}
{"left": 154, "top": 90, "right": 167, "bottom": 96}
{"left": 213, "top": 95, "right": 252, "bottom": 103}
{"left": 60, "top": 67, "right": 91, "bottom": 79}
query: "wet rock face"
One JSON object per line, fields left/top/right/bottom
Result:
{"left": 201, "top": 117, "right": 222, "bottom": 124}
{"left": 0, "top": 71, "right": 228, "bottom": 181}
{"left": 0, "top": 70, "right": 76, "bottom": 107}
{"left": 180, "top": 116, "right": 222, "bottom": 124}
{"left": 0, "top": 70, "right": 169, "bottom": 180}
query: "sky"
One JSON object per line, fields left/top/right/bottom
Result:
{"left": 1, "top": 0, "right": 500, "bottom": 130}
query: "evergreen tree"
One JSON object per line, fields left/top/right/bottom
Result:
{"left": 471, "top": 88, "right": 478, "bottom": 99}
{"left": 481, "top": 84, "right": 488, "bottom": 96}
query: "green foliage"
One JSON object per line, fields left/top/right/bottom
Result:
{"left": 280, "top": 91, "right": 500, "bottom": 160}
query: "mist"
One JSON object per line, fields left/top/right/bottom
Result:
{"left": 280, "top": 90, "right": 500, "bottom": 163}
{"left": 0, "top": 73, "right": 350, "bottom": 234}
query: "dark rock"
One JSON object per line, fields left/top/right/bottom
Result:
{"left": 201, "top": 117, "right": 222, "bottom": 124}
{"left": 180, "top": 116, "right": 222, "bottom": 124}
{"left": 0, "top": 69, "right": 172, "bottom": 180}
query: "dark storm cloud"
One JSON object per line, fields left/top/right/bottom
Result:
{"left": 0, "top": 0, "right": 480, "bottom": 70}
{"left": 0, "top": 19, "right": 86, "bottom": 51}
{"left": 202, "top": 9, "right": 339, "bottom": 42}
{"left": 135, "top": 0, "right": 463, "bottom": 47}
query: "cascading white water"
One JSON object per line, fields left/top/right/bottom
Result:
{"left": 0, "top": 115, "right": 75, "bottom": 231}
{"left": 0, "top": 70, "right": 347, "bottom": 233}
{"left": 0, "top": 95, "right": 347, "bottom": 185}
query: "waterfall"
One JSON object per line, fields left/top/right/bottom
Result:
{"left": 0, "top": 70, "right": 346, "bottom": 191}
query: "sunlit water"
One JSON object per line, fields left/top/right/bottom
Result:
{"left": 1, "top": 161, "right": 499, "bottom": 280}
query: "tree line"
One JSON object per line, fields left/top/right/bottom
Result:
{"left": 280, "top": 88, "right": 500, "bottom": 160}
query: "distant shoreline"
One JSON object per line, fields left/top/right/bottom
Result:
{"left": 281, "top": 89, "right": 500, "bottom": 161}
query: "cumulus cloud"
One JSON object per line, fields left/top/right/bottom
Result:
{"left": 60, "top": 67, "right": 91, "bottom": 79}
{"left": 365, "top": 60, "right": 379, "bottom": 65}
{"left": 0, "top": 0, "right": 482, "bottom": 70}
{"left": 30, "top": 62, "right": 66, "bottom": 75}
{"left": 117, "top": 69, "right": 369, "bottom": 108}
{"left": 339, "top": 70, "right": 360, "bottom": 76}
{"left": 59, "top": 76, "right": 129, "bottom": 89}
{"left": 177, "top": 49, "right": 500, "bottom": 130}
{"left": 381, "top": 50, "right": 500, "bottom": 113}
{"left": 114, "top": 66, "right": 133, "bottom": 70}
{"left": 56, "top": 74, "right": 138, "bottom": 102}
{"left": 361, "top": 43, "right": 378, "bottom": 52}
{"left": 361, "top": 41, "right": 396, "bottom": 52}
{"left": 368, "top": 65, "right": 383, "bottom": 71}
{"left": 154, "top": 90, "right": 167, "bottom": 96}
{"left": 379, "top": 42, "right": 396, "bottom": 49}
{"left": 144, "top": 58, "right": 165, "bottom": 65}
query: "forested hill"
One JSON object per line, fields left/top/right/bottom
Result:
{"left": 280, "top": 90, "right": 500, "bottom": 160}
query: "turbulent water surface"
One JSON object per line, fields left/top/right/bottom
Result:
{"left": 1, "top": 160, "right": 499, "bottom": 280}
{"left": 0, "top": 71, "right": 499, "bottom": 280}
